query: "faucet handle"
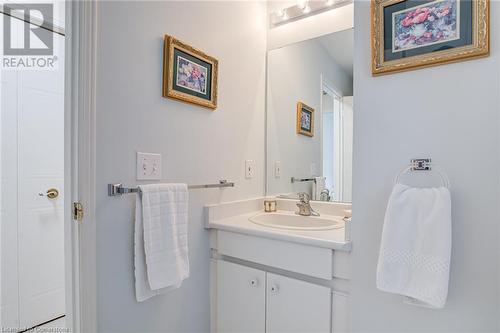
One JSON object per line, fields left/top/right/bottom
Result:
{"left": 298, "top": 192, "right": 310, "bottom": 203}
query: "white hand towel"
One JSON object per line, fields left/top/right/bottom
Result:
{"left": 313, "top": 177, "right": 326, "bottom": 201}
{"left": 134, "top": 184, "right": 189, "bottom": 302}
{"left": 376, "top": 183, "right": 452, "bottom": 309}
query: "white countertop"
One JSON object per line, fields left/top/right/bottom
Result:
{"left": 207, "top": 210, "right": 352, "bottom": 251}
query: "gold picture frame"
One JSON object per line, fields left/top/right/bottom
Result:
{"left": 296, "top": 102, "right": 315, "bottom": 137}
{"left": 371, "top": 0, "right": 489, "bottom": 76}
{"left": 162, "top": 35, "right": 218, "bottom": 109}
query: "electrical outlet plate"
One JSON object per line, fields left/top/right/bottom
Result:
{"left": 310, "top": 163, "right": 317, "bottom": 176}
{"left": 137, "top": 152, "right": 162, "bottom": 180}
{"left": 245, "top": 160, "right": 255, "bottom": 179}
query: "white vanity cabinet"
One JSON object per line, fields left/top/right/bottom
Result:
{"left": 266, "top": 273, "right": 331, "bottom": 333}
{"left": 210, "top": 230, "right": 351, "bottom": 333}
{"left": 216, "top": 261, "right": 266, "bottom": 333}
{"left": 216, "top": 260, "right": 331, "bottom": 333}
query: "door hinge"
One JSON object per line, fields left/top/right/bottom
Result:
{"left": 73, "top": 202, "right": 84, "bottom": 222}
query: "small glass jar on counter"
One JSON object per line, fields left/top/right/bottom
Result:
{"left": 264, "top": 199, "right": 277, "bottom": 212}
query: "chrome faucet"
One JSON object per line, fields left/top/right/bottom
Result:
{"left": 296, "top": 192, "right": 320, "bottom": 216}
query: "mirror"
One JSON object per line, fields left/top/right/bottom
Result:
{"left": 266, "top": 28, "right": 354, "bottom": 203}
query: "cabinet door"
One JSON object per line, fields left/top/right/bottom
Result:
{"left": 332, "top": 292, "right": 349, "bottom": 333}
{"left": 216, "top": 261, "right": 265, "bottom": 333}
{"left": 266, "top": 273, "right": 331, "bottom": 333}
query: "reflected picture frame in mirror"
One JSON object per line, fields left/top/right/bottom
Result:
{"left": 296, "top": 102, "right": 315, "bottom": 137}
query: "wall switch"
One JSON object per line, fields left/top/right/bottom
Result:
{"left": 245, "top": 160, "right": 255, "bottom": 179}
{"left": 137, "top": 152, "right": 162, "bottom": 180}
{"left": 274, "top": 161, "right": 281, "bottom": 178}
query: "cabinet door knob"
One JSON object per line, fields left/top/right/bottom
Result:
{"left": 249, "top": 279, "right": 259, "bottom": 287}
{"left": 270, "top": 284, "right": 279, "bottom": 294}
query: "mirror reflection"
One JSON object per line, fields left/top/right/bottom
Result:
{"left": 266, "top": 29, "right": 354, "bottom": 203}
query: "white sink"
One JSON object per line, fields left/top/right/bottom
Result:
{"left": 249, "top": 212, "right": 344, "bottom": 231}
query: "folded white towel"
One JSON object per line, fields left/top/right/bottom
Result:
{"left": 134, "top": 184, "right": 189, "bottom": 302}
{"left": 376, "top": 183, "right": 452, "bottom": 309}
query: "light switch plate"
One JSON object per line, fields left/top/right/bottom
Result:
{"left": 310, "top": 163, "right": 317, "bottom": 176}
{"left": 137, "top": 152, "right": 162, "bottom": 180}
{"left": 274, "top": 161, "right": 281, "bottom": 178}
{"left": 245, "top": 160, "right": 255, "bottom": 179}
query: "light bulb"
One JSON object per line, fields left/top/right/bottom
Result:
{"left": 297, "top": 0, "right": 308, "bottom": 10}
{"left": 276, "top": 8, "right": 288, "bottom": 21}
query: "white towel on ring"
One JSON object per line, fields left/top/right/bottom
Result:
{"left": 376, "top": 183, "right": 452, "bottom": 309}
{"left": 134, "top": 183, "right": 189, "bottom": 302}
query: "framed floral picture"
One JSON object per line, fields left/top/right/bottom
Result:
{"left": 371, "top": 0, "right": 489, "bottom": 75}
{"left": 163, "top": 35, "right": 218, "bottom": 109}
{"left": 296, "top": 102, "right": 314, "bottom": 137}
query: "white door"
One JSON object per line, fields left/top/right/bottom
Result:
{"left": 266, "top": 273, "right": 331, "bottom": 333}
{"left": 1, "top": 31, "right": 65, "bottom": 329}
{"left": 341, "top": 97, "right": 353, "bottom": 203}
{"left": 216, "top": 261, "right": 265, "bottom": 333}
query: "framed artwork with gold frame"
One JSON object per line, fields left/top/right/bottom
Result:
{"left": 296, "top": 102, "right": 315, "bottom": 137}
{"left": 162, "top": 34, "right": 218, "bottom": 109}
{"left": 371, "top": 0, "right": 489, "bottom": 76}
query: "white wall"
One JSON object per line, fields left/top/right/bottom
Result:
{"left": 351, "top": 1, "right": 500, "bottom": 332}
{"left": 95, "top": 1, "right": 266, "bottom": 332}
{"left": 267, "top": 37, "right": 352, "bottom": 196}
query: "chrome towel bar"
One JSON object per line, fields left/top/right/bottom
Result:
{"left": 290, "top": 177, "right": 316, "bottom": 183}
{"left": 108, "top": 180, "right": 234, "bottom": 196}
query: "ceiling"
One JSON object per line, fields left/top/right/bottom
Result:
{"left": 317, "top": 29, "right": 354, "bottom": 79}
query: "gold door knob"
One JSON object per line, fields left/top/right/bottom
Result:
{"left": 39, "top": 188, "right": 59, "bottom": 199}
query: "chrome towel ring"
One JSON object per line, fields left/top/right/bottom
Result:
{"left": 394, "top": 159, "right": 450, "bottom": 188}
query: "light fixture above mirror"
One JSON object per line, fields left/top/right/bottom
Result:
{"left": 269, "top": 0, "right": 352, "bottom": 27}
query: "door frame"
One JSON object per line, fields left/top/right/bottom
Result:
{"left": 64, "top": 1, "right": 97, "bottom": 332}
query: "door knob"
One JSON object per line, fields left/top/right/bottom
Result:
{"left": 39, "top": 188, "right": 59, "bottom": 199}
